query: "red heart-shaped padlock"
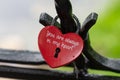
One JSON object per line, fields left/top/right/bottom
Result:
{"left": 38, "top": 26, "right": 83, "bottom": 68}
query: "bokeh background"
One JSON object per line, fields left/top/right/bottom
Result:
{"left": 0, "top": 0, "right": 120, "bottom": 79}
{"left": 0, "top": 0, "right": 109, "bottom": 51}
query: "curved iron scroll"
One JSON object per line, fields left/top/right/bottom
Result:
{"left": 44, "top": 0, "right": 120, "bottom": 73}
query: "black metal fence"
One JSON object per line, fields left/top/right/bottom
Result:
{"left": 0, "top": 0, "right": 120, "bottom": 80}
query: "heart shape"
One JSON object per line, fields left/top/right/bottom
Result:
{"left": 38, "top": 26, "right": 83, "bottom": 68}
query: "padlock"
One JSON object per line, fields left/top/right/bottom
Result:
{"left": 38, "top": 14, "right": 83, "bottom": 68}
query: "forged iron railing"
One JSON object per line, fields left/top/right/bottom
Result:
{"left": 0, "top": 0, "right": 120, "bottom": 80}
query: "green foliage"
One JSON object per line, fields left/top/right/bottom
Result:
{"left": 90, "top": 0, "right": 120, "bottom": 58}
{"left": 89, "top": 69, "right": 120, "bottom": 77}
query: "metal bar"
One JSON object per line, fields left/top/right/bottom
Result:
{"left": 0, "top": 66, "right": 120, "bottom": 80}
{"left": 39, "top": 13, "right": 60, "bottom": 27}
{"left": 0, "top": 49, "right": 45, "bottom": 65}
{"left": 83, "top": 38, "right": 120, "bottom": 73}
{"left": 54, "top": 0, "right": 78, "bottom": 34}
{"left": 54, "top": 1, "right": 89, "bottom": 74}
{"left": 0, "top": 65, "right": 74, "bottom": 80}
{"left": 81, "top": 12, "right": 98, "bottom": 39}
{"left": 0, "top": 48, "right": 75, "bottom": 67}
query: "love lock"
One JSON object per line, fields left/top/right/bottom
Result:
{"left": 38, "top": 14, "right": 84, "bottom": 68}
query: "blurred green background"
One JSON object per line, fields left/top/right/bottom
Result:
{"left": 83, "top": 0, "right": 120, "bottom": 76}
{"left": 90, "top": 0, "right": 120, "bottom": 58}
